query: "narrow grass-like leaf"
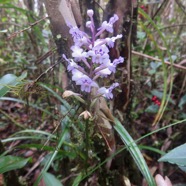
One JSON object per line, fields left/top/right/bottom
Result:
{"left": 34, "top": 124, "right": 69, "bottom": 186}
{"left": 114, "top": 118, "right": 156, "bottom": 186}
{"left": 39, "top": 83, "right": 71, "bottom": 110}
{"left": 139, "top": 8, "right": 174, "bottom": 126}
{"left": 1, "top": 136, "right": 47, "bottom": 144}
{"left": 14, "top": 129, "right": 57, "bottom": 139}
{"left": 72, "top": 172, "right": 83, "bottom": 186}
{"left": 139, "top": 145, "right": 165, "bottom": 155}
{"left": 0, "top": 3, "right": 28, "bottom": 13}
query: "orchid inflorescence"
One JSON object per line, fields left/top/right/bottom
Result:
{"left": 63, "top": 9, "right": 124, "bottom": 99}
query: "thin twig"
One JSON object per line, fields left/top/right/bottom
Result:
{"left": 175, "top": 0, "right": 186, "bottom": 14}
{"left": 7, "top": 17, "right": 48, "bottom": 40}
{"left": 132, "top": 50, "right": 186, "bottom": 71}
{"left": 23, "top": 152, "right": 46, "bottom": 179}
{"left": 35, "top": 48, "right": 57, "bottom": 64}
{"left": 41, "top": 104, "right": 75, "bottom": 150}
{"left": 158, "top": 23, "right": 186, "bottom": 30}
{"left": 34, "top": 58, "right": 62, "bottom": 83}
{"left": 92, "top": 0, "right": 104, "bottom": 11}
{"left": 61, "top": 173, "right": 78, "bottom": 184}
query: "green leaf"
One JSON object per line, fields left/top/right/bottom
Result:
{"left": 139, "top": 145, "right": 165, "bottom": 155}
{"left": 0, "top": 72, "right": 27, "bottom": 97}
{"left": 72, "top": 172, "right": 83, "bottom": 186}
{"left": 34, "top": 125, "right": 69, "bottom": 186}
{"left": 137, "top": 31, "right": 146, "bottom": 39}
{"left": 0, "top": 0, "right": 11, "bottom": 4}
{"left": 159, "top": 143, "right": 186, "bottom": 166}
{"left": 43, "top": 172, "right": 63, "bottom": 186}
{"left": 0, "top": 3, "right": 28, "bottom": 13}
{"left": 114, "top": 118, "right": 156, "bottom": 186}
{"left": 150, "top": 61, "right": 162, "bottom": 70}
{"left": 145, "top": 104, "right": 159, "bottom": 113}
{"left": 0, "top": 155, "right": 30, "bottom": 174}
{"left": 0, "top": 74, "right": 17, "bottom": 97}
{"left": 179, "top": 166, "right": 186, "bottom": 172}
{"left": 178, "top": 94, "right": 186, "bottom": 110}
{"left": 151, "top": 90, "right": 163, "bottom": 99}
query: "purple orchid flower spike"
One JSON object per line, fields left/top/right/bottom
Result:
{"left": 62, "top": 9, "right": 124, "bottom": 99}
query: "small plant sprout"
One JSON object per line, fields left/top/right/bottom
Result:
{"left": 63, "top": 9, "right": 124, "bottom": 99}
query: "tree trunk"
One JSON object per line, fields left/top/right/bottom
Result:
{"left": 44, "top": 0, "right": 74, "bottom": 57}
{"left": 44, "top": 0, "right": 82, "bottom": 90}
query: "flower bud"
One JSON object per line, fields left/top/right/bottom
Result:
{"left": 86, "top": 21, "right": 92, "bottom": 28}
{"left": 79, "top": 110, "right": 92, "bottom": 120}
{"left": 87, "top": 9, "right": 94, "bottom": 17}
{"left": 62, "top": 90, "right": 80, "bottom": 98}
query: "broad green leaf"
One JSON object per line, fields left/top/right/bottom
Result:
{"left": 0, "top": 74, "right": 17, "bottom": 97}
{"left": 0, "top": 72, "right": 27, "bottom": 97}
{"left": 151, "top": 90, "right": 163, "bottom": 99}
{"left": 179, "top": 166, "right": 186, "bottom": 172}
{"left": 0, "top": 155, "right": 30, "bottom": 174}
{"left": 159, "top": 143, "right": 186, "bottom": 166}
{"left": 137, "top": 31, "right": 146, "bottom": 39}
{"left": 43, "top": 172, "right": 63, "bottom": 186}
{"left": 145, "top": 104, "right": 159, "bottom": 113}
{"left": 150, "top": 61, "right": 162, "bottom": 70}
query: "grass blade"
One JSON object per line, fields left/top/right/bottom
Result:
{"left": 114, "top": 118, "right": 156, "bottom": 186}
{"left": 33, "top": 124, "right": 69, "bottom": 186}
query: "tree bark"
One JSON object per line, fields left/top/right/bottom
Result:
{"left": 44, "top": 0, "right": 74, "bottom": 57}
{"left": 44, "top": 0, "right": 83, "bottom": 89}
